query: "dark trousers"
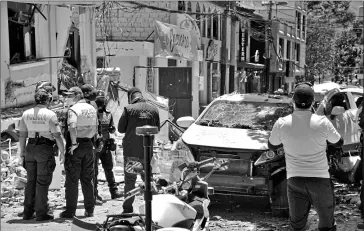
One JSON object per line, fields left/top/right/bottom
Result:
{"left": 23, "top": 143, "right": 56, "bottom": 217}
{"left": 94, "top": 144, "right": 117, "bottom": 197}
{"left": 287, "top": 177, "right": 336, "bottom": 231}
{"left": 123, "top": 156, "right": 145, "bottom": 212}
{"left": 64, "top": 140, "right": 95, "bottom": 214}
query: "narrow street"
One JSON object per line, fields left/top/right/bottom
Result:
{"left": 1, "top": 164, "right": 363, "bottom": 231}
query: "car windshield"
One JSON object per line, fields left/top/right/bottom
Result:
{"left": 196, "top": 100, "right": 293, "bottom": 130}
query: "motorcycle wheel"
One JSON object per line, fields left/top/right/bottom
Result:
{"left": 270, "top": 171, "right": 289, "bottom": 218}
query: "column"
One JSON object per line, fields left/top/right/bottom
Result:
{"left": 79, "top": 6, "right": 97, "bottom": 86}
{"left": 0, "top": 1, "right": 10, "bottom": 108}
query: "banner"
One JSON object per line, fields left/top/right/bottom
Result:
{"left": 177, "top": 13, "right": 201, "bottom": 49}
{"left": 154, "top": 20, "right": 198, "bottom": 61}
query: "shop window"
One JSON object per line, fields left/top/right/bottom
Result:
{"left": 178, "top": 1, "right": 186, "bottom": 11}
{"left": 207, "top": 7, "right": 211, "bottom": 38}
{"left": 187, "top": 2, "right": 191, "bottom": 12}
{"left": 168, "top": 59, "right": 177, "bottom": 67}
{"left": 212, "top": 9, "right": 218, "bottom": 40}
{"left": 211, "top": 62, "right": 220, "bottom": 100}
{"left": 8, "top": 2, "right": 40, "bottom": 65}
{"left": 97, "top": 57, "right": 105, "bottom": 68}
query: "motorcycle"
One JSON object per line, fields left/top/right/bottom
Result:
{"left": 71, "top": 157, "right": 229, "bottom": 231}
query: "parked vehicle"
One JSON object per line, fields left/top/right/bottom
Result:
{"left": 173, "top": 90, "right": 363, "bottom": 217}
{"left": 173, "top": 93, "right": 294, "bottom": 217}
{"left": 71, "top": 158, "right": 228, "bottom": 231}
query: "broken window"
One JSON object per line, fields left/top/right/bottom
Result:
{"left": 187, "top": 2, "right": 191, "bottom": 12}
{"left": 178, "top": 1, "right": 186, "bottom": 11}
{"left": 8, "top": 2, "right": 41, "bottom": 64}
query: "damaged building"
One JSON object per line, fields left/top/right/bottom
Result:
{"left": 0, "top": 1, "right": 97, "bottom": 110}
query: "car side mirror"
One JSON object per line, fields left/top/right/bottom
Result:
{"left": 176, "top": 116, "right": 196, "bottom": 128}
{"left": 331, "top": 106, "right": 345, "bottom": 116}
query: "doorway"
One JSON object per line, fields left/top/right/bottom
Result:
{"left": 159, "top": 67, "right": 192, "bottom": 122}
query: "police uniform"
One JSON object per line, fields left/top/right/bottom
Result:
{"left": 94, "top": 105, "right": 122, "bottom": 199}
{"left": 62, "top": 88, "right": 98, "bottom": 217}
{"left": 18, "top": 90, "right": 60, "bottom": 220}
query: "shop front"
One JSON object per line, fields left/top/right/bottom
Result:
{"left": 199, "top": 38, "right": 222, "bottom": 106}
{"left": 237, "top": 62, "right": 265, "bottom": 93}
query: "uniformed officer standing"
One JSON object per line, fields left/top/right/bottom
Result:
{"left": 94, "top": 94, "right": 123, "bottom": 204}
{"left": 18, "top": 89, "right": 65, "bottom": 221}
{"left": 60, "top": 87, "right": 98, "bottom": 218}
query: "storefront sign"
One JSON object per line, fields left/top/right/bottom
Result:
{"left": 154, "top": 20, "right": 198, "bottom": 61}
{"left": 177, "top": 13, "right": 201, "bottom": 49}
{"left": 202, "top": 38, "right": 221, "bottom": 62}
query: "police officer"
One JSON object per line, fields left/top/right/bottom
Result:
{"left": 60, "top": 87, "right": 98, "bottom": 218}
{"left": 81, "top": 84, "right": 98, "bottom": 109}
{"left": 94, "top": 93, "right": 123, "bottom": 204}
{"left": 118, "top": 87, "right": 160, "bottom": 213}
{"left": 18, "top": 89, "right": 65, "bottom": 221}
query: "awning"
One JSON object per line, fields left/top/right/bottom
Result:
{"left": 237, "top": 62, "right": 265, "bottom": 70}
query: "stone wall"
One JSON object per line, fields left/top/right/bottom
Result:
{"left": 96, "top": 1, "right": 177, "bottom": 41}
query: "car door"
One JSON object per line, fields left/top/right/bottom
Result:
{"left": 316, "top": 90, "right": 360, "bottom": 146}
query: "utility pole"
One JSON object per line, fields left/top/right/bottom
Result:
{"left": 265, "top": 1, "right": 273, "bottom": 93}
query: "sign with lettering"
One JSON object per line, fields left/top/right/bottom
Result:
{"left": 154, "top": 20, "right": 198, "bottom": 61}
{"left": 177, "top": 13, "right": 201, "bottom": 49}
{"left": 201, "top": 38, "right": 221, "bottom": 62}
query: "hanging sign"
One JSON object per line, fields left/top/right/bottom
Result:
{"left": 154, "top": 20, "right": 198, "bottom": 61}
{"left": 177, "top": 13, "right": 201, "bottom": 49}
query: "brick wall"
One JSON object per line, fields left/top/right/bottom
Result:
{"left": 96, "top": 1, "right": 177, "bottom": 41}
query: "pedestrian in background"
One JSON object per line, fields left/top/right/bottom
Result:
{"left": 18, "top": 89, "right": 65, "bottom": 221}
{"left": 118, "top": 87, "right": 160, "bottom": 213}
{"left": 60, "top": 87, "right": 98, "bottom": 218}
{"left": 268, "top": 82, "right": 343, "bottom": 231}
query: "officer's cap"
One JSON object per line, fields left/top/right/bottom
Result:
{"left": 128, "top": 87, "right": 142, "bottom": 98}
{"left": 81, "top": 84, "right": 97, "bottom": 95}
{"left": 35, "top": 89, "right": 50, "bottom": 103}
{"left": 64, "top": 86, "right": 83, "bottom": 96}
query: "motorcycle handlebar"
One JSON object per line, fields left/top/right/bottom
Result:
{"left": 124, "top": 184, "right": 145, "bottom": 201}
{"left": 178, "top": 157, "right": 216, "bottom": 171}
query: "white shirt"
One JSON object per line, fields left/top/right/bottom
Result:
{"left": 269, "top": 110, "right": 341, "bottom": 179}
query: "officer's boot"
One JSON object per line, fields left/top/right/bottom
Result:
{"left": 110, "top": 188, "right": 123, "bottom": 199}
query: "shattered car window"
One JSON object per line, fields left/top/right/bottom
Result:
{"left": 197, "top": 100, "right": 293, "bottom": 130}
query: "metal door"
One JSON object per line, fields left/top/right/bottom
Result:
{"left": 159, "top": 67, "right": 192, "bottom": 122}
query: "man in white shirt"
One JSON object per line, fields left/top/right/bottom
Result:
{"left": 269, "top": 82, "right": 343, "bottom": 231}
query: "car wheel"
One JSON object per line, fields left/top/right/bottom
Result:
{"left": 271, "top": 171, "right": 289, "bottom": 218}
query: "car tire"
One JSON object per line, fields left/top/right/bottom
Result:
{"left": 271, "top": 171, "right": 289, "bottom": 218}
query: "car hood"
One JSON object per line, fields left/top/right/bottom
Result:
{"left": 181, "top": 123, "right": 270, "bottom": 150}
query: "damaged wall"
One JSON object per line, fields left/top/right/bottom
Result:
{"left": 0, "top": 3, "right": 73, "bottom": 109}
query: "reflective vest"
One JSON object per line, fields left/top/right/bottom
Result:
{"left": 21, "top": 106, "right": 57, "bottom": 140}
{"left": 99, "top": 111, "right": 112, "bottom": 138}
{"left": 70, "top": 102, "right": 97, "bottom": 138}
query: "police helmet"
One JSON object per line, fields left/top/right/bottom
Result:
{"left": 34, "top": 89, "right": 50, "bottom": 105}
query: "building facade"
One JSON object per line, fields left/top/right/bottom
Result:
{"left": 237, "top": 0, "right": 307, "bottom": 92}
{"left": 0, "top": 1, "right": 97, "bottom": 109}
{"left": 95, "top": 1, "right": 228, "bottom": 119}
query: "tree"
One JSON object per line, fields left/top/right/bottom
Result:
{"left": 305, "top": 1, "right": 356, "bottom": 83}
{"left": 334, "top": 30, "right": 362, "bottom": 83}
